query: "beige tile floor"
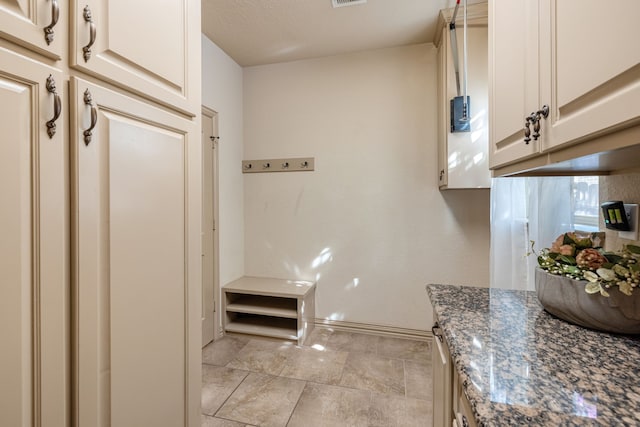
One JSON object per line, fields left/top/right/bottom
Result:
{"left": 201, "top": 329, "right": 433, "bottom": 427}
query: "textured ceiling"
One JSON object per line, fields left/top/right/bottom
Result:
{"left": 202, "top": 0, "right": 484, "bottom": 67}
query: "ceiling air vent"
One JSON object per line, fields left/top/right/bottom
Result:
{"left": 332, "top": 0, "right": 367, "bottom": 8}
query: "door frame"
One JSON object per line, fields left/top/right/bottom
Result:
{"left": 201, "top": 106, "right": 221, "bottom": 345}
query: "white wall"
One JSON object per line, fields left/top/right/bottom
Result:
{"left": 243, "top": 44, "right": 490, "bottom": 331}
{"left": 201, "top": 35, "right": 245, "bottom": 286}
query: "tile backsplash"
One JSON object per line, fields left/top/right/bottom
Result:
{"left": 599, "top": 172, "right": 640, "bottom": 250}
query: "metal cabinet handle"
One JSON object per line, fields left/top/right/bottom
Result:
{"left": 46, "top": 75, "right": 61, "bottom": 138}
{"left": 83, "top": 89, "right": 97, "bottom": 145}
{"left": 44, "top": 0, "right": 60, "bottom": 45}
{"left": 82, "top": 5, "right": 96, "bottom": 62}
{"left": 523, "top": 105, "right": 549, "bottom": 144}
{"left": 431, "top": 322, "right": 443, "bottom": 342}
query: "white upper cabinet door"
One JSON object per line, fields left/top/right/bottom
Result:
{"left": 441, "top": 25, "right": 490, "bottom": 189}
{"left": 0, "top": 47, "right": 68, "bottom": 427}
{"left": 489, "top": 0, "right": 542, "bottom": 169}
{"left": 0, "top": 0, "right": 64, "bottom": 59}
{"left": 70, "top": 77, "right": 201, "bottom": 427}
{"left": 70, "top": 0, "right": 200, "bottom": 116}
{"left": 539, "top": 0, "right": 640, "bottom": 152}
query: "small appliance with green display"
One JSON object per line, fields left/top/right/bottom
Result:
{"left": 601, "top": 201, "right": 631, "bottom": 231}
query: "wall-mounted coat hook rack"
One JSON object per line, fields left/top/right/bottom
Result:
{"left": 242, "top": 157, "right": 315, "bottom": 173}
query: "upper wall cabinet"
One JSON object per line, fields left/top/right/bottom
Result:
{"left": 70, "top": 0, "right": 199, "bottom": 116}
{"left": 539, "top": 0, "right": 640, "bottom": 152}
{"left": 436, "top": 3, "right": 490, "bottom": 189}
{"left": 0, "top": 0, "right": 64, "bottom": 59}
{"left": 489, "top": 0, "right": 640, "bottom": 175}
{"left": 488, "top": 0, "right": 541, "bottom": 170}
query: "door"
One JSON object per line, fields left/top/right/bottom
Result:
{"left": 201, "top": 108, "right": 219, "bottom": 346}
{"left": 489, "top": 0, "right": 541, "bottom": 169}
{"left": 70, "top": 77, "right": 201, "bottom": 427}
{"left": 0, "top": 48, "right": 67, "bottom": 427}
{"left": 69, "top": 0, "right": 199, "bottom": 116}
{"left": 539, "top": 0, "right": 640, "bottom": 152}
{"left": 0, "top": 0, "right": 64, "bottom": 59}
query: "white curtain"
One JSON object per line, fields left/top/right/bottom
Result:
{"left": 490, "top": 177, "right": 574, "bottom": 290}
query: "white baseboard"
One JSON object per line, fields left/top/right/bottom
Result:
{"left": 314, "top": 318, "right": 431, "bottom": 342}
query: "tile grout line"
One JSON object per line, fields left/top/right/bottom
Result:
{"left": 210, "top": 368, "right": 251, "bottom": 420}
{"left": 403, "top": 359, "right": 408, "bottom": 399}
{"left": 283, "top": 380, "right": 308, "bottom": 427}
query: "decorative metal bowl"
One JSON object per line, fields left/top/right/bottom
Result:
{"left": 535, "top": 268, "right": 640, "bottom": 334}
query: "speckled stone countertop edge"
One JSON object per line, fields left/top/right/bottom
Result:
{"left": 426, "top": 284, "right": 492, "bottom": 426}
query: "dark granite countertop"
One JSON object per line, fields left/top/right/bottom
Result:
{"left": 427, "top": 284, "right": 640, "bottom": 426}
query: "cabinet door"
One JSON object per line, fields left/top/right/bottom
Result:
{"left": 70, "top": 0, "right": 199, "bottom": 116}
{"left": 432, "top": 325, "right": 453, "bottom": 427}
{"left": 443, "top": 25, "right": 490, "bottom": 189}
{"left": 539, "top": 0, "right": 640, "bottom": 152}
{"left": 0, "top": 48, "right": 67, "bottom": 427}
{"left": 70, "top": 77, "right": 201, "bottom": 427}
{"left": 0, "top": 0, "right": 64, "bottom": 59}
{"left": 489, "top": 0, "right": 542, "bottom": 169}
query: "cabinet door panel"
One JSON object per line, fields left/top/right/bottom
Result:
{"left": 70, "top": 77, "right": 200, "bottom": 427}
{"left": 540, "top": 0, "right": 640, "bottom": 151}
{"left": 489, "top": 0, "right": 541, "bottom": 169}
{"left": 0, "top": 48, "right": 67, "bottom": 427}
{"left": 443, "top": 25, "right": 490, "bottom": 188}
{"left": 70, "top": 0, "right": 199, "bottom": 116}
{"left": 0, "top": 0, "right": 63, "bottom": 59}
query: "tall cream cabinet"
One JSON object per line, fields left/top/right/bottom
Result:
{"left": 0, "top": 47, "right": 68, "bottom": 427}
{"left": 0, "top": 1, "right": 202, "bottom": 426}
{"left": 489, "top": 0, "right": 640, "bottom": 175}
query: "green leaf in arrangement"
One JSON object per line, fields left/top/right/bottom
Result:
{"left": 613, "top": 264, "right": 630, "bottom": 277}
{"left": 583, "top": 271, "right": 599, "bottom": 282}
{"left": 575, "top": 238, "right": 592, "bottom": 249}
{"left": 629, "top": 264, "right": 640, "bottom": 273}
{"left": 558, "top": 255, "right": 577, "bottom": 265}
{"left": 605, "top": 254, "right": 623, "bottom": 264}
{"left": 627, "top": 245, "right": 640, "bottom": 254}
{"left": 564, "top": 265, "right": 581, "bottom": 275}
{"left": 562, "top": 233, "right": 574, "bottom": 245}
{"left": 585, "top": 282, "right": 601, "bottom": 294}
{"left": 596, "top": 268, "right": 616, "bottom": 281}
{"left": 618, "top": 281, "right": 633, "bottom": 296}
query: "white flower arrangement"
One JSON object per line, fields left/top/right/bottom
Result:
{"left": 532, "top": 232, "right": 640, "bottom": 297}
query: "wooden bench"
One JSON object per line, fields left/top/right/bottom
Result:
{"left": 223, "top": 276, "right": 315, "bottom": 345}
